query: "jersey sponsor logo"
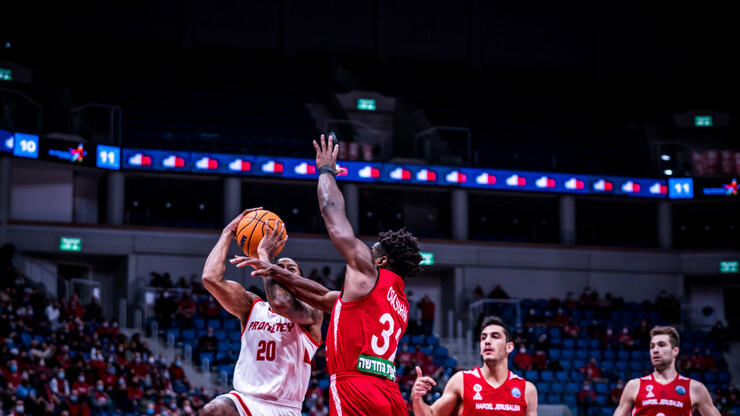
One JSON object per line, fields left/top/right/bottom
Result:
{"left": 475, "top": 403, "right": 522, "bottom": 411}
{"left": 646, "top": 384, "right": 655, "bottom": 398}
{"left": 246, "top": 321, "right": 295, "bottom": 333}
{"left": 386, "top": 287, "right": 408, "bottom": 324}
{"left": 473, "top": 384, "right": 483, "bottom": 400}
{"left": 511, "top": 387, "right": 522, "bottom": 398}
{"left": 641, "top": 399, "right": 684, "bottom": 408}
{"left": 675, "top": 386, "right": 686, "bottom": 395}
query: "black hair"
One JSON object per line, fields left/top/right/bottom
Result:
{"left": 375, "top": 228, "right": 423, "bottom": 278}
{"left": 480, "top": 316, "right": 512, "bottom": 343}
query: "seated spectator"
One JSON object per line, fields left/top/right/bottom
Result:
{"left": 396, "top": 342, "right": 412, "bottom": 373}
{"left": 514, "top": 346, "right": 533, "bottom": 370}
{"left": 51, "top": 368, "right": 70, "bottom": 397}
{"left": 700, "top": 348, "right": 718, "bottom": 371}
{"left": 71, "top": 373, "right": 90, "bottom": 396}
{"left": 176, "top": 292, "right": 197, "bottom": 329}
{"left": 196, "top": 327, "right": 218, "bottom": 365}
{"left": 535, "top": 333, "right": 550, "bottom": 351}
{"left": 552, "top": 308, "right": 568, "bottom": 327}
{"left": 532, "top": 350, "right": 547, "bottom": 370}
{"left": 577, "top": 380, "right": 597, "bottom": 416}
{"left": 709, "top": 320, "right": 729, "bottom": 352}
{"left": 91, "top": 380, "right": 115, "bottom": 414}
{"left": 10, "top": 399, "right": 28, "bottom": 416}
{"left": 310, "top": 394, "right": 329, "bottom": 416}
{"left": 199, "top": 296, "right": 220, "bottom": 318}
{"left": 169, "top": 356, "right": 187, "bottom": 382}
{"left": 564, "top": 291, "right": 577, "bottom": 310}
{"left": 564, "top": 318, "right": 580, "bottom": 338}
{"left": 601, "top": 326, "right": 617, "bottom": 349}
{"left": 83, "top": 296, "right": 103, "bottom": 323}
{"left": 618, "top": 326, "right": 635, "bottom": 349}
{"left": 523, "top": 309, "right": 541, "bottom": 327}
{"left": 45, "top": 300, "right": 62, "bottom": 331}
{"left": 610, "top": 379, "right": 625, "bottom": 405}
{"left": 304, "top": 378, "right": 323, "bottom": 410}
{"left": 63, "top": 388, "right": 91, "bottom": 416}
{"left": 4, "top": 359, "right": 22, "bottom": 389}
{"left": 581, "top": 358, "right": 602, "bottom": 382}
{"left": 176, "top": 275, "right": 190, "bottom": 289}
{"left": 154, "top": 292, "right": 177, "bottom": 330}
{"left": 633, "top": 318, "right": 651, "bottom": 346}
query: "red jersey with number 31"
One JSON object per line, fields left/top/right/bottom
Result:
{"left": 633, "top": 374, "right": 692, "bottom": 416}
{"left": 326, "top": 268, "right": 409, "bottom": 379}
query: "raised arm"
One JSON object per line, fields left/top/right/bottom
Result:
{"left": 233, "top": 256, "right": 339, "bottom": 314}
{"left": 314, "top": 134, "right": 377, "bottom": 299}
{"left": 691, "top": 379, "right": 720, "bottom": 416}
{"left": 612, "top": 379, "right": 639, "bottom": 416}
{"left": 412, "top": 366, "right": 462, "bottom": 416}
{"left": 255, "top": 222, "right": 323, "bottom": 341}
{"left": 202, "top": 209, "right": 261, "bottom": 326}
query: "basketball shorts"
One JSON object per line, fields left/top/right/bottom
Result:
{"left": 222, "top": 391, "right": 302, "bottom": 416}
{"left": 329, "top": 373, "right": 407, "bottom": 416}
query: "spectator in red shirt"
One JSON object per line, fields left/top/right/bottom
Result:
{"left": 411, "top": 344, "right": 426, "bottom": 366}
{"left": 601, "top": 326, "right": 617, "bottom": 349}
{"left": 4, "top": 359, "right": 22, "bottom": 389}
{"left": 578, "top": 380, "right": 598, "bottom": 416}
{"left": 177, "top": 292, "right": 197, "bottom": 329}
{"left": 129, "top": 352, "right": 150, "bottom": 378}
{"left": 200, "top": 296, "right": 221, "bottom": 318}
{"left": 127, "top": 376, "right": 144, "bottom": 403}
{"left": 564, "top": 318, "right": 580, "bottom": 338}
{"left": 64, "top": 389, "right": 91, "bottom": 416}
{"left": 610, "top": 379, "right": 625, "bottom": 405}
{"left": 169, "top": 356, "right": 186, "bottom": 381}
{"left": 617, "top": 326, "right": 635, "bottom": 349}
{"left": 581, "top": 358, "right": 601, "bottom": 381}
{"left": 310, "top": 395, "right": 329, "bottom": 416}
{"left": 513, "top": 345, "right": 533, "bottom": 370}
{"left": 71, "top": 373, "right": 90, "bottom": 396}
{"left": 700, "top": 348, "right": 718, "bottom": 371}
{"left": 419, "top": 295, "right": 435, "bottom": 335}
{"left": 91, "top": 380, "right": 115, "bottom": 414}
{"left": 532, "top": 350, "right": 547, "bottom": 370}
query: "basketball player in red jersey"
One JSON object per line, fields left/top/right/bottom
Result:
{"left": 201, "top": 209, "right": 324, "bottom": 416}
{"left": 412, "top": 316, "right": 538, "bottom": 416}
{"left": 612, "top": 326, "right": 719, "bottom": 416}
{"left": 238, "top": 134, "right": 423, "bottom": 415}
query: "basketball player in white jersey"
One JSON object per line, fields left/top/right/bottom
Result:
{"left": 201, "top": 208, "right": 324, "bottom": 416}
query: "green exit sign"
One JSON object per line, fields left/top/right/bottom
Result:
{"left": 0, "top": 68, "right": 12, "bottom": 82}
{"left": 420, "top": 252, "right": 435, "bottom": 266}
{"left": 60, "top": 237, "right": 82, "bottom": 252}
{"left": 357, "top": 98, "right": 376, "bottom": 111}
{"left": 720, "top": 261, "right": 738, "bottom": 274}
{"left": 695, "top": 115, "right": 713, "bottom": 127}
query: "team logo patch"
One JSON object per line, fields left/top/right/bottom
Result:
{"left": 511, "top": 387, "right": 522, "bottom": 398}
{"left": 675, "top": 386, "right": 686, "bottom": 395}
{"left": 646, "top": 384, "right": 655, "bottom": 398}
{"left": 473, "top": 384, "right": 483, "bottom": 400}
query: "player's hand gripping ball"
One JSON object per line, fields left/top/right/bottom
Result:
{"left": 236, "top": 210, "right": 287, "bottom": 258}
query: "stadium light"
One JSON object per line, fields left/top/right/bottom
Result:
{"left": 663, "top": 169, "right": 673, "bottom": 176}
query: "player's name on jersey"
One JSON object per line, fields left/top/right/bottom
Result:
{"left": 387, "top": 287, "right": 408, "bottom": 323}
{"left": 246, "top": 321, "right": 295, "bottom": 333}
{"left": 641, "top": 399, "right": 685, "bottom": 408}
{"left": 475, "top": 403, "right": 522, "bottom": 411}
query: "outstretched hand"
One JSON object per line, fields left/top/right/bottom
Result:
{"left": 411, "top": 366, "right": 436, "bottom": 402}
{"left": 257, "top": 221, "right": 288, "bottom": 260}
{"left": 223, "top": 207, "right": 262, "bottom": 238}
{"left": 230, "top": 256, "right": 273, "bottom": 277}
{"left": 313, "top": 134, "right": 347, "bottom": 175}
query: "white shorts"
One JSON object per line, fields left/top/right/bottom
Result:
{"left": 222, "top": 391, "right": 302, "bottom": 416}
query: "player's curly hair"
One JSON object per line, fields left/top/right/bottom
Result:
{"left": 375, "top": 228, "right": 423, "bottom": 278}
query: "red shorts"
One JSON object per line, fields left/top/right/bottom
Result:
{"left": 329, "top": 373, "right": 407, "bottom": 416}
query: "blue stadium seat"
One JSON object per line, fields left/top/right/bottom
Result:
{"left": 194, "top": 318, "right": 206, "bottom": 329}
{"left": 181, "top": 329, "right": 196, "bottom": 340}
{"left": 223, "top": 319, "right": 238, "bottom": 330}
{"left": 704, "top": 372, "right": 717, "bottom": 383}
{"left": 601, "top": 361, "right": 614, "bottom": 371}
{"left": 562, "top": 349, "right": 575, "bottom": 359}
{"left": 538, "top": 382, "right": 551, "bottom": 394}
{"left": 229, "top": 331, "right": 241, "bottom": 342}
{"left": 560, "top": 359, "right": 573, "bottom": 370}
{"left": 617, "top": 350, "right": 630, "bottom": 360}
{"left": 615, "top": 361, "right": 628, "bottom": 371}
{"left": 563, "top": 393, "right": 577, "bottom": 406}
{"left": 546, "top": 393, "right": 562, "bottom": 404}
{"left": 214, "top": 330, "right": 227, "bottom": 341}
{"left": 318, "top": 378, "right": 330, "bottom": 390}
{"left": 551, "top": 382, "right": 564, "bottom": 393}
{"left": 595, "top": 383, "right": 609, "bottom": 394}
{"left": 549, "top": 349, "right": 561, "bottom": 359}
{"left": 555, "top": 370, "right": 569, "bottom": 381}
{"left": 434, "top": 346, "right": 449, "bottom": 358}
{"left": 573, "top": 359, "right": 586, "bottom": 369}
{"left": 575, "top": 350, "right": 589, "bottom": 360}
{"left": 630, "top": 350, "right": 644, "bottom": 360}
{"left": 604, "top": 350, "right": 616, "bottom": 360}
{"left": 541, "top": 371, "right": 554, "bottom": 381}
{"left": 629, "top": 362, "right": 643, "bottom": 372}
{"left": 207, "top": 319, "right": 222, "bottom": 329}
{"left": 589, "top": 339, "right": 600, "bottom": 349}
{"left": 231, "top": 341, "right": 241, "bottom": 351}
{"left": 400, "top": 335, "right": 410, "bottom": 346}
{"left": 199, "top": 352, "right": 214, "bottom": 364}
{"left": 217, "top": 342, "right": 230, "bottom": 352}
{"left": 444, "top": 357, "right": 457, "bottom": 368}
{"left": 411, "top": 335, "right": 425, "bottom": 346}
{"left": 525, "top": 370, "right": 539, "bottom": 381}
{"left": 577, "top": 339, "right": 589, "bottom": 349}
{"left": 218, "top": 364, "right": 234, "bottom": 376}
{"left": 562, "top": 339, "right": 575, "bottom": 349}
{"left": 596, "top": 395, "right": 607, "bottom": 406}
{"left": 166, "top": 329, "right": 180, "bottom": 341}
{"left": 426, "top": 335, "right": 440, "bottom": 346}
{"left": 589, "top": 349, "right": 602, "bottom": 360}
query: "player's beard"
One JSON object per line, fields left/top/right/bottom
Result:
{"left": 652, "top": 355, "right": 675, "bottom": 372}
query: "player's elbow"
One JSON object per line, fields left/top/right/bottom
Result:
{"left": 201, "top": 272, "right": 219, "bottom": 290}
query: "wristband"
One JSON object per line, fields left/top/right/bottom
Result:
{"left": 319, "top": 165, "right": 336, "bottom": 176}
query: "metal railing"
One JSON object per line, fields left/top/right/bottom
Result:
{"left": 69, "top": 102, "right": 122, "bottom": 145}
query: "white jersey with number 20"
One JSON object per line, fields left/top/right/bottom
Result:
{"left": 233, "top": 300, "right": 320, "bottom": 409}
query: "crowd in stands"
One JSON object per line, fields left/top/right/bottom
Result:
{"left": 0, "top": 248, "right": 216, "bottom": 416}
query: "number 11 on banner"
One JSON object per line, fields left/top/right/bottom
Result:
{"left": 96, "top": 145, "right": 121, "bottom": 170}
{"left": 668, "top": 178, "right": 694, "bottom": 199}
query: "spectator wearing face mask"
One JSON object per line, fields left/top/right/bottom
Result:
{"left": 4, "top": 359, "right": 22, "bottom": 388}
{"left": 91, "top": 380, "right": 115, "bottom": 414}
{"left": 9, "top": 399, "right": 27, "bottom": 416}
{"left": 63, "top": 388, "right": 91, "bottom": 416}
{"left": 50, "top": 368, "right": 71, "bottom": 397}
{"left": 610, "top": 379, "right": 625, "bottom": 405}
{"left": 71, "top": 373, "right": 90, "bottom": 396}
{"left": 513, "top": 345, "right": 533, "bottom": 370}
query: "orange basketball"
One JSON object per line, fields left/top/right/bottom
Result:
{"left": 236, "top": 210, "right": 287, "bottom": 258}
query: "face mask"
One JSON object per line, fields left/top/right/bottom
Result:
{"left": 16, "top": 405, "right": 24, "bottom": 413}
{"left": 520, "top": 348, "right": 526, "bottom": 353}
{"left": 58, "top": 372, "right": 65, "bottom": 379}
{"left": 606, "top": 330, "right": 613, "bottom": 335}
{"left": 10, "top": 365, "right": 17, "bottom": 372}
{"left": 149, "top": 357, "right": 155, "bottom": 364}
{"left": 79, "top": 376, "right": 85, "bottom": 382}
{"left": 112, "top": 322, "right": 118, "bottom": 328}
{"left": 617, "top": 383, "right": 623, "bottom": 389}
{"left": 164, "top": 373, "right": 170, "bottom": 379}
{"left": 171, "top": 403, "right": 178, "bottom": 409}
{"left": 176, "top": 361, "right": 182, "bottom": 367}
{"left": 584, "top": 385, "right": 590, "bottom": 390}
{"left": 103, "top": 322, "right": 109, "bottom": 327}
{"left": 184, "top": 405, "right": 193, "bottom": 413}
{"left": 97, "top": 385, "right": 104, "bottom": 391}
{"left": 108, "top": 367, "right": 116, "bottom": 374}
{"left": 146, "top": 409, "right": 155, "bottom": 415}
{"left": 70, "top": 396, "right": 78, "bottom": 402}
